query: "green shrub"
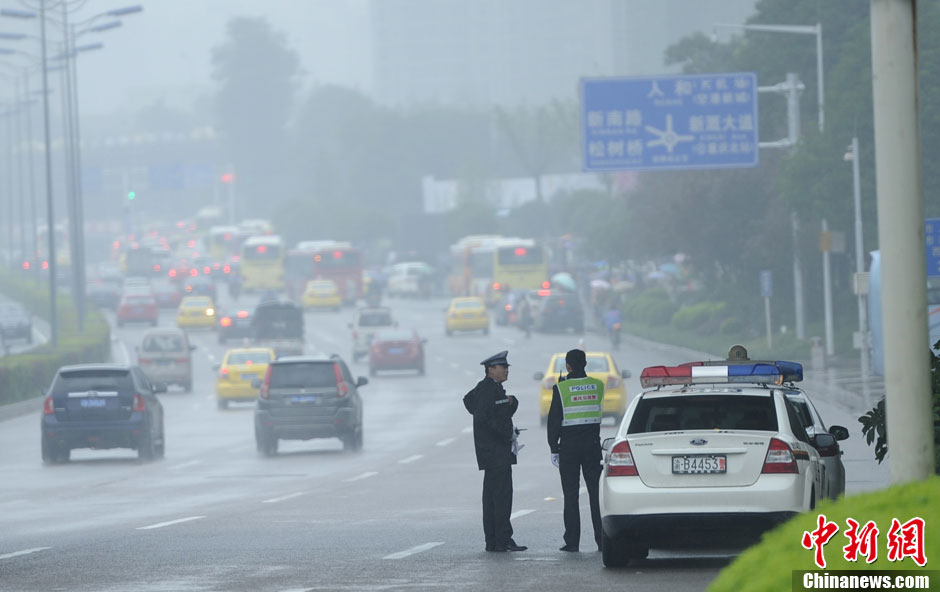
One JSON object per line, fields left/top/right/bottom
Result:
{"left": 671, "top": 302, "right": 715, "bottom": 330}
{"left": 622, "top": 289, "right": 676, "bottom": 326}
{"left": 708, "top": 476, "right": 940, "bottom": 591}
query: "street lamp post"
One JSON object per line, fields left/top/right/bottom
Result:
{"left": 845, "top": 137, "right": 870, "bottom": 382}
{"left": 714, "top": 21, "right": 826, "bottom": 344}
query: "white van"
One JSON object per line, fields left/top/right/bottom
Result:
{"left": 386, "top": 262, "right": 433, "bottom": 297}
{"left": 137, "top": 328, "right": 194, "bottom": 392}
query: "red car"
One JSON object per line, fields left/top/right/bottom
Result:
{"left": 116, "top": 294, "right": 159, "bottom": 327}
{"left": 368, "top": 328, "right": 426, "bottom": 376}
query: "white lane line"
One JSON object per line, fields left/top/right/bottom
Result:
{"left": 462, "top": 426, "right": 473, "bottom": 434}
{"left": 501, "top": 337, "right": 515, "bottom": 345}
{"left": 262, "top": 491, "right": 308, "bottom": 504}
{"left": 436, "top": 437, "right": 456, "bottom": 447}
{"left": 136, "top": 516, "right": 207, "bottom": 530}
{"left": 344, "top": 471, "right": 378, "bottom": 482}
{"left": 383, "top": 542, "right": 445, "bottom": 560}
{"left": 398, "top": 455, "right": 423, "bottom": 464}
{"left": 170, "top": 460, "right": 202, "bottom": 471}
{"left": 0, "top": 547, "right": 51, "bottom": 560}
{"left": 510, "top": 509, "right": 535, "bottom": 520}
{"left": 118, "top": 341, "right": 130, "bottom": 365}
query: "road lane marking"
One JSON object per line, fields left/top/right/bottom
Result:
{"left": 262, "top": 491, "right": 309, "bottom": 504}
{"left": 510, "top": 509, "right": 535, "bottom": 520}
{"left": 136, "top": 516, "right": 207, "bottom": 530}
{"left": 462, "top": 426, "right": 473, "bottom": 434}
{"left": 398, "top": 455, "right": 423, "bottom": 464}
{"left": 383, "top": 542, "right": 445, "bottom": 560}
{"left": 501, "top": 337, "right": 515, "bottom": 345}
{"left": 170, "top": 460, "right": 202, "bottom": 471}
{"left": 436, "top": 437, "right": 456, "bottom": 447}
{"left": 0, "top": 547, "right": 51, "bottom": 560}
{"left": 344, "top": 471, "right": 378, "bottom": 482}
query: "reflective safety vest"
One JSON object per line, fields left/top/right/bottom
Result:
{"left": 558, "top": 376, "right": 605, "bottom": 426}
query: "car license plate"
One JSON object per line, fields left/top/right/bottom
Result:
{"left": 672, "top": 455, "right": 726, "bottom": 474}
{"left": 291, "top": 395, "right": 317, "bottom": 403}
{"left": 388, "top": 348, "right": 404, "bottom": 355}
{"left": 80, "top": 399, "right": 107, "bottom": 408}
{"left": 241, "top": 373, "right": 258, "bottom": 381}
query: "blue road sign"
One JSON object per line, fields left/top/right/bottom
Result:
{"left": 581, "top": 72, "right": 759, "bottom": 172}
{"left": 760, "top": 270, "right": 773, "bottom": 299}
{"left": 926, "top": 218, "right": 940, "bottom": 277}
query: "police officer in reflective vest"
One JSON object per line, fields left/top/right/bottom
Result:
{"left": 463, "top": 350, "right": 527, "bottom": 552}
{"left": 547, "top": 348, "right": 605, "bottom": 552}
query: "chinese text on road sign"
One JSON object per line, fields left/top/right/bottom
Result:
{"left": 581, "top": 72, "right": 759, "bottom": 172}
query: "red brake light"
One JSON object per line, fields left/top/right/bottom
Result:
{"left": 541, "top": 281, "right": 550, "bottom": 289}
{"left": 504, "top": 304, "right": 512, "bottom": 311}
{"left": 515, "top": 247, "right": 526, "bottom": 256}
{"left": 334, "top": 363, "right": 348, "bottom": 398}
{"left": 537, "top": 289, "right": 551, "bottom": 296}
{"left": 223, "top": 265, "right": 231, "bottom": 274}
{"left": 493, "top": 282, "right": 501, "bottom": 291}
{"left": 133, "top": 394, "right": 147, "bottom": 412}
{"left": 257, "top": 245, "right": 267, "bottom": 254}
{"left": 259, "top": 366, "right": 272, "bottom": 399}
{"left": 607, "top": 440, "right": 638, "bottom": 476}
{"left": 22, "top": 261, "right": 30, "bottom": 270}
{"left": 189, "top": 268, "right": 198, "bottom": 277}
{"left": 169, "top": 269, "right": 177, "bottom": 278}
{"left": 220, "top": 367, "right": 229, "bottom": 376}
{"left": 236, "top": 310, "right": 249, "bottom": 318}
{"left": 42, "top": 260, "right": 49, "bottom": 270}
{"left": 606, "top": 375, "right": 621, "bottom": 389}
{"left": 203, "top": 266, "right": 211, "bottom": 274}
{"left": 332, "top": 250, "right": 342, "bottom": 259}
{"left": 153, "top": 264, "right": 161, "bottom": 272}
{"left": 762, "top": 438, "right": 798, "bottom": 474}
{"left": 43, "top": 395, "right": 54, "bottom": 415}
{"left": 220, "top": 317, "right": 232, "bottom": 327}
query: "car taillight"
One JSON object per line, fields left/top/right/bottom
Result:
{"left": 504, "top": 304, "right": 512, "bottom": 311}
{"left": 607, "top": 440, "right": 638, "bottom": 476}
{"left": 606, "top": 376, "right": 621, "bottom": 389}
{"left": 259, "top": 366, "right": 272, "bottom": 399}
{"left": 223, "top": 265, "right": 231, "bottom": 274}
{"left": 220, "top": 367, "right": 230, "bottom": 378}
{"left": 762, "top": 437, "right": 798, "bottom": 474}
{"left": 220, "top": 317, "right": 232, "bottom": 327}
{"left": 203, "top": 266, "right": 211, "bottom": 275}
{"left": 133, "top": 394, "right": 147, "bottom": 412}
{"left": 169, "top": 269, "right": 177, "bottom": 278}
{"left": 334, "top": 363, "right": 348, "bottom": 398}
{"left": 43, "top": 395, "right": 54, "bottom": 415}
{"left": 541, "top": 376, "right": 557, "bottom": 390}
{"left": 189, "top": 268, "right": 198, "bottom": 277}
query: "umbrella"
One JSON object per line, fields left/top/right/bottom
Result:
{"left": 612, "top": 280, "right": 634, "bottom": 292}
{"left": 551, "top": 272, "right": 577, "bottom": 292}
{"left": 590, "top": 278, "right": 611, "bottom": 290}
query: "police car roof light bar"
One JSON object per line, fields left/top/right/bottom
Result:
{"left": 640, "top": 363, "right": 783, "bottom": 389}
{"left": 681, "top": 360, "right": 803, "bottom": 382}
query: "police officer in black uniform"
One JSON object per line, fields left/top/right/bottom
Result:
{"left": 463, "top": 350, "right": 527, "bottom": 553}
{"left": 547, "top": 348, "right": 604, "bottom": 552}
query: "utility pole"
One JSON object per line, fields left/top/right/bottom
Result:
{"left": 870, "top": 0, "right": 933, "bottom": 482}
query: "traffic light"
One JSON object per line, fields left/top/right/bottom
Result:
{"left": 127, "top": 190, "right": 136, "bottom": 200}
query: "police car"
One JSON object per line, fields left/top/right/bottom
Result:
{"left": 599, "top": 361, "right": 826, "bottom": 567}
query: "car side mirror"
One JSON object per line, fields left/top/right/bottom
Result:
{"left": 356, "top": 376, "right": 368, "bottom": 387}
{"left": 829, "top": 425, "right": 850, "bottom": 441}
{"left": 601, "top": 437, "right": 614, "bottom": 452}
{"left": 621, "top": 369, "right": 631, "bottom": 379}
{"left": 533, "top": 371, "right": 544, "bottom": 381}
{"left": 251, "top": 379, "right": 262, "bottom": 389}
{"left": 153, "top": 383, "right": 167, "bottom": 394}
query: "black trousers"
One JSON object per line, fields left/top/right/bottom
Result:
{"left": 482, "top": 465, "right": 513, "bottom": 546}
{"left": 559, "top": 440, "right": 602, "bottom": 548}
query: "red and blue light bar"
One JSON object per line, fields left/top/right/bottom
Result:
{"left": 640, "top": 363, "right": 783, "bottom": 388}
{"left": 682, "top": 360, "right": 803, "bottom": 383}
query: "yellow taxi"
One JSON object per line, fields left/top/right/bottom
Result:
{"left": 302, "top": 279, "right": 342, "bottom": 310}
{"left": 215, "top": 347, "right": 275, "bottom": 409}
{"left": 445, "top": 296, "right": 489, "bottom": 335}
{"left": 533, "top": 351, "right": 631, "bottom": 426}
{"left": 176, "top": 295, "right": 216, "bottom": 329}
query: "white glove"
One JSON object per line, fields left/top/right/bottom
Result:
{"left": 551, "top": 453, "right": 560, "bottom": 468}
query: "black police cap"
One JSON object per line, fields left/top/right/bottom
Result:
{"left": 480, "top": 350, "right": 511, "bottom": 367}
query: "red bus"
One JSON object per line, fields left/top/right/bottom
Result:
{"left": 285, "top": 242, "right": 363, "bottom": 304}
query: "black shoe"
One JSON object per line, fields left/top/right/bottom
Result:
{"left": 559, "top": 545, "right": 579, "bottom": 552}
{"left": 485, "top": 544, "right": 497, "bottom": 552}
{"left": 505, "top": 542, "right": 527, "bottom": 552}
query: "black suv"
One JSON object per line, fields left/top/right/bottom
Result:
{"left": 41, "top": 364, "right": 166, "bottom": 463}
{"left": 254, "top": 355, "right": 366, "bottom": 456}
{"left": 536, "top": 293, "right": 584, "bottom": 333}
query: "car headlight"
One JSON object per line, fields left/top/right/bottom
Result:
{"left": 206, "top": 308, "right": 215, "bottom": 316}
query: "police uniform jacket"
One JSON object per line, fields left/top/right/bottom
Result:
{"left": 547, "top": 369, "right": 601, "bottom": 454}
{"left": 463, "top": 376, "right": 518, "bottom": 470}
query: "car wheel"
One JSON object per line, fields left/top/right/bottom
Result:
{"left": 155, "top": 431, "right": 166, "bottom": 459}
{"left": 343, "top": 427, "right": 363, "bottom": 452}
{"left": 601, "top": 531, "right": 629, "bottom": 568}
{"left": 810, "top": 487, "right": 816, "bottom": 511}
{"left": 256, "top": 430, "right": 277, "bottom": 456}
{"left": 41, "top": 437, "right": 58, "bottom": 465}
{"left": 138, "top": 431, "right": 156, "bottom": 461}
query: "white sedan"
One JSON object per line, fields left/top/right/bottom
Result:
{"left": 599, "top": 362, "right": 826, "bottom": 567}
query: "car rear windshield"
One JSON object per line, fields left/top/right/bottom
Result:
{"left": 53, "top": 369, "right": 133, "bottom": 395}
{"left": 269, "top": 362, "right": 336, "bottom": 389}
{"left": 375, "top": 329, "right": 414, "bottom": 341}
{"left": 184, "top": 298, "right": 210, "bottom": 307}
{"left": 358, "top": 311, "right": 392, "bottom": 327}
{"left": 142, "top": 334, "right": 185, "bottom": 353}
{"left": 454, "top": 300, "right": 482, "bottom": 309}
{"left": 553, "top": 356, "right": 609, "bottom": 373}
{"left": 627, "top": 394, "right": 778, "bottom": 434}
{"left": 228, "top": 351, "right": 272, "bottom": 365}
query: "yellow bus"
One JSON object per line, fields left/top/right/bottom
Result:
{"left": 208, "top": 225, "right": 240, "bottom": 261}
{"left": 241, "top": 235, "right": 285, "bottom": 291}
{"left": 492, "top": 239, "right": 548, "bottom": 293}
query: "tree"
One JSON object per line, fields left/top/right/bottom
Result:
{"left": 212, "top": 17, "right": 300, "bottom": 212}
